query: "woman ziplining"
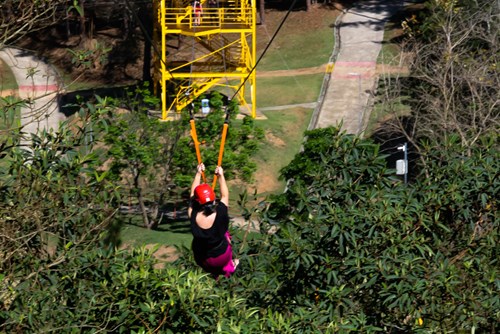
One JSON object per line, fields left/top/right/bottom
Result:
{"left": 187, "top": 102, "right": 239, "bottom": 279}
{"left": 188, "top": 163, "right": 239, "bottom": 279}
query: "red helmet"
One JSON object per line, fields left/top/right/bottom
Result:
{"left": 194, "top": 184, "right": 215, "bottom": 205}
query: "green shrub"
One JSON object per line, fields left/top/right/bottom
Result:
{"left": 2, "top": 122, "right": 497, "bottom": 333}
{"left": 3, "top": 247, "right": 262, "bottom": 333}
{"left": 238, "top": 128, "right": 498, "bottom": 332}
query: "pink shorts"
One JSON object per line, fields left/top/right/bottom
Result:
{"left": 201, "top": 232, "right": 236, "bottom": 278}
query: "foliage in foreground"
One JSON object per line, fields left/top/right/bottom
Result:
{"left": 2, "top": 247, "right": 262, "bottom": 333}
{"left": 246, "top": 127, "right": 498, "bottom": 332}
{"left": 0, "top": 100, "right": 122, "bottom": 308}
{"left": 1, "top": 124, "right": 498, "bottom": 333}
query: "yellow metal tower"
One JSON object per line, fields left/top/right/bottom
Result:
{"left": 153, "top": 0, "right": 257, "bottom": 120}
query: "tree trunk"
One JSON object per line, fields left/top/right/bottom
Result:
{"left": 140, "top": 5, "right": 153, "bottom": 83}
{"left": 80, "top": 0, "right": 86, "bottom": 39}
{"left": 259, "top": 0, "right": 265, "bottom": 25}
{"left": 134, "top": 171, "right": 157, "bottom": 230}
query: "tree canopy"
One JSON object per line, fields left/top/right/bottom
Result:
{"left": 1, "top": 124, "right": 498, "bottom": 332}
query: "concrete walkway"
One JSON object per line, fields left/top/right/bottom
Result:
{"left": 0, "top": 47, "right": 63, "bottom": 140}
{"left": 312, "top": 0, "right": 404, "bottom": 134}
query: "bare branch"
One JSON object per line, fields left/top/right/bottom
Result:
{"left": 378, "top": 1, "right": 499, "bottom": 152}
{"left": 0, "top": 0, "right": 67, "bottom": 46}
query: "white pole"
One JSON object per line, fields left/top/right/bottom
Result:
{"left": 397, "top": 143, "right": 408, "bottom": 184}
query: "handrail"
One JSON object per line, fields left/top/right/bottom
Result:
{"left": 176, "top": 7, "right": 193, "bottom": 24}
{"left": 163, "top": 7, "right": 253, "bottom": 28}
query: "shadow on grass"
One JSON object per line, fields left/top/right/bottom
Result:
{"left": 156, "top": 218, "right": 191, "bottom": 234}
{"left": 383, "top": 0, "right": 427, "bottom": 45}
{"left": 123, "top": 211, "right": 191, "bottom": 234}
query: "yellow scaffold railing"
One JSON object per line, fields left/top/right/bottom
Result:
{"left": 153, "top": 0, "right": 257, "bottom": 119}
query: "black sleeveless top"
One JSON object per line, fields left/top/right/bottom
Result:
{"left": 191, "top": 202, "right": 229, "bottom": 258}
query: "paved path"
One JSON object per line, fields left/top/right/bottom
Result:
{"left": 0, "top": 47, "right": 63, "bottom": 141}
{"left": 312, "top": 0, "right": 404, "bottom": 134}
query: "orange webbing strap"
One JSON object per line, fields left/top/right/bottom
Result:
{"left": 212, "top": 121, "right": 228, "bottom": 189}
{"left": 190, "top": 118, "right": 206, "bottom": 184}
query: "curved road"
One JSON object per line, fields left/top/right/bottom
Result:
{"left": 0, "top": 47, "right": 63, "bottom": 141}
{"left": 312, "top": 0, "right": 404, "bottom": 134}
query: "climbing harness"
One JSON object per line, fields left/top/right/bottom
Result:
{"left": 189, "top": 101, "right": 230, "bottom": 190}
{"left": 187, "top": 0, "right": 231, "bottom": 190}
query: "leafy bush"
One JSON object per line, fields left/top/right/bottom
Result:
{"left": 0, "top": 102, "right": 126, "bottom": 331}
{"left": 237, "top": 128, "right": 498, "bottom": 332}
{"left": 0, "top": 113, "right": 121, "bottom": 277}
{"left": 2, "top": 247, "right": 262, "bottom": 333}
{"left": 2, "top": 114, "right": 497, "bottom": 332}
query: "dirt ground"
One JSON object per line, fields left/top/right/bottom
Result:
{"left": 258, "top": 63, "right": 408, "bottom": 77}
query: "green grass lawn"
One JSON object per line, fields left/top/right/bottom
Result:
{"left": 257, "top": 11, "right": 336, "bottom": 71}
{"left": 120, "top": 216, "right": 193, "bottom": 248}
{"left": 377, "top": 24, "right": 404, "bottom": 66}
{"left": 252, "top": 74, "right": 323, "bottom": 108}
{"left": 253, "top": 107, "right": 312, "bottom": 191}
{"left": 0, "top": 59, "right": 18, "bottom": 91}
{"left": 365, "top": 93, "right": 411, "bottom": 136}
{"left": 214, "top": 72, "right": 323, "bottom": 109}
{"left": 229, "top": 107, "right": 313, "bottom": 206}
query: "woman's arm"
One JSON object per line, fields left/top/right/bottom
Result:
{"left": 215, "top": 166, "right": 229, "bottom": 206}
{"left": 188, "top": 163, "right": 205, "bottom": 218}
